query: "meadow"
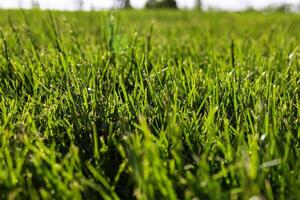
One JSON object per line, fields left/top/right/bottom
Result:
{"left": 0, "top": 9, "right": 299, "bottom": 199}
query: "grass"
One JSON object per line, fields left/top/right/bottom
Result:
{"left": 0, "top": 9, "right": 299, "bottom": 199}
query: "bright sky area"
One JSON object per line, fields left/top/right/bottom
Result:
{"left": 0, "top": 0, "right": 300, "bottom": 10}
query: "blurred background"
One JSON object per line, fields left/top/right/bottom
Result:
{"left": 0, "top": 0, "right": 300, "bottom": 11}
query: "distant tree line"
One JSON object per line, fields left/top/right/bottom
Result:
{"left": 115, "top": 0, "right": 202, "bottom": 9}
{"left": 47, "top": 0, "right": 203, "bottom": 10}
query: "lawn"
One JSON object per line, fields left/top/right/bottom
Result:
{"left": 0, "top": 9, "right": 299, "bottom": 199}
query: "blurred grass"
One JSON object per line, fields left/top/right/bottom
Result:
{"left": 0, "top": 9, "right": 299, "bottom": 199}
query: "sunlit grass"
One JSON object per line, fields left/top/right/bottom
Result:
{"left": 0, "top": 9, "right": 299, "bottom": 199}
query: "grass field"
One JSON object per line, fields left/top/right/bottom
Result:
{"left": 0, "top": 9, "right": 300, "bottom": 199}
